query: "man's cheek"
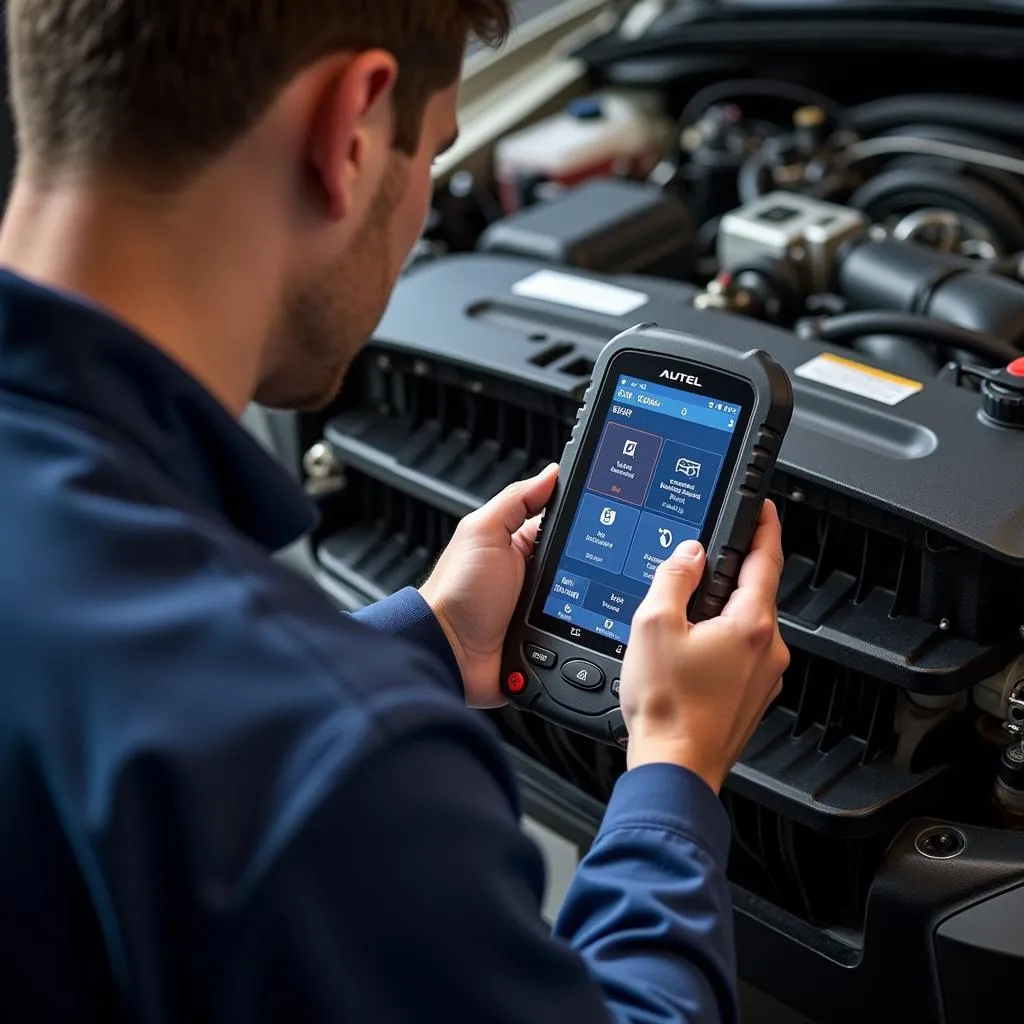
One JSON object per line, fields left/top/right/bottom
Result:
{"left": 407, "top": 170, "right": 433, "bottom": 244}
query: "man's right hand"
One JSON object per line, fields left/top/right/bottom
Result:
{"left": 620, "top": 500, "right": 790, "bottom": 793}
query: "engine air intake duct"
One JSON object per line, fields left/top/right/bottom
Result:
{"left": 837, "top": 239, "right": 1024, "bottom": 350}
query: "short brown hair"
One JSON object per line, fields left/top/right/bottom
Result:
{"left": 7, "top": 1, "right": 511, "bottom": 188}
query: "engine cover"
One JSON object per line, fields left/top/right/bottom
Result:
{"left": 311, "top": 252, "right": 1024, "bottom": 1024}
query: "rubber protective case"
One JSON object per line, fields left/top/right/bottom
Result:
{"left": 500, "top": 322, "right": 793, "bottom": 746}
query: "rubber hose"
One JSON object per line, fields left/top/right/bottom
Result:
{"left": 870, "top": 125, "right": 1024, "bottom": 212}
{"left": 847, "top": 95, "right": 1024, "bottom": 145}
{"left": 848, "top": 165, "right": 1024, "bottom": 252}
{"left": 803, "top": 312, "right": 1019, "bottom": 364}
{"left": 737, "top": 153, "right": 774, "bottom": 204}
{"left": 876, "top": 123, "right": 1024, "bottom": 159}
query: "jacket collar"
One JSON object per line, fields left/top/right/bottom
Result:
{"left": 0, "top": 270, "right": 318, "bottom": 551}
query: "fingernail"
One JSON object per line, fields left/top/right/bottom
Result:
{"left": 673, "top": 540, "right": 703, "bottom": 561}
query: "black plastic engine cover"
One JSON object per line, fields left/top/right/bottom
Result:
{"left": 734, "top": 818, "right": 1024, "bottom": 1024}
{"left": 355, "top": 255, "right": 1024, "bottom": 701}
{"left": 312, "top": 252, "right": 1024, "bottom": 1022}
{"left": 374, "top": 255, "right": 1024, "bottom": 568}
{"left": 316, "top": 252, "right": 1024, "bottom": 838}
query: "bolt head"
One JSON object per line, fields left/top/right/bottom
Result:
{"left": 916, "top": 825, "right": 966, "bottom": 859}
{"left": 303, "top": 442, "right": 337, "bottom": 479}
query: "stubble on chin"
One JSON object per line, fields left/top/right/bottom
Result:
{"left": 254, "top": 158, "right": 407, "bottom": 412}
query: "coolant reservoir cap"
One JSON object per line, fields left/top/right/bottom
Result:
{"left": 567, "top": 97, "right": 604, "bottom": 120}
{"left": 981, "top": 361, "right": 1024, "bottom": 428}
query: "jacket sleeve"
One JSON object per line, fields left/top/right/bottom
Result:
{"left": 215, "top": 708, "right": 738, "bottom": 1024}
{"left": 351, "top": 587, "right": 463, "bottom": 692}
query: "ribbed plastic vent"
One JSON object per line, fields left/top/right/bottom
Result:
{"left": 317, "top": 471, "right": 458, "bottom": 603}
{"left": 322, "top": 349, "right": 576, "bottom": 516}
{"left": 772, "top": 467, "right": 1023, "bottom": 651}
{"left": 775, "top": 471, "right": 921, "bottom": 618}
{"left": 782, "top": 649, "right": 899, "bottom": 763}
{"left": 724, "top": 788, "right": 894, "bottom": 931}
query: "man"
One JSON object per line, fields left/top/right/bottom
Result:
{"left": 0, "top": 2, "right": 789, "bottom": 1022}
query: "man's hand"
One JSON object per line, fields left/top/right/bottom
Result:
{"left": 621, "top": 501, "right": 790, "bottom": 794}
{"left": 420, "top": 464, "right": 559, "bottom": 708}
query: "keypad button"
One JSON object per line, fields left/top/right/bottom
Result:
{"left": 611, "top": 678, "right": 621, "bottom": 698}
{"left": 525, "top": 644, "right": 557, "bottom": 669}
{"left": 715, "top": 548, "right": 743, "bottom": 584}
{"left": 751, "top": 446, "right": 773, "bottom": 473}
{"left": 505, "top": 672, "right": 526, "bottom": 695}
{"left": 743, "top": 465, "right": 764, "bottom": 492}
{"left": 561, "top": 659, "right": 604, "bottom": 691}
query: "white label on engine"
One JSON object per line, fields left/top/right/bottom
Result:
{"left": 512, "top": 270, "right": 648, "bottom": 317}
{"left": 795, "top": 352, "right": 923, "bottom": 406}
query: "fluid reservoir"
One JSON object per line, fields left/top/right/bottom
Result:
{"left": 494, "top": 91, "right": 670, "bottom": 213}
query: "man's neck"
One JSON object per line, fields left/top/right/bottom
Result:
{"left": 0, "top": 173, "right": 279, "bottom": 417}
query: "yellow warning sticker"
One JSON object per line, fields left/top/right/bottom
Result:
{"left": 794, "top": 352, "right": 924, "bottom": 406}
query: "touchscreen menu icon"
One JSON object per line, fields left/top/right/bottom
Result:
{"left": 675, "top": 457, "right": 701, "bottom": 479}
{"left": 648, "top": 441, "right": 724, "bottom": 525}
{"left": 564, "top": 494, "right": 640, "bottom": 573}
{"left": 588, "top": 422, "right": 662, "bottom": 506}
{"left": 624, "top": 512, "right": 700, "bottom": 584}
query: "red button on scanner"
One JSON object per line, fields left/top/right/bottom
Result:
{"left": 1008, "top": 357, "right": 1024, "bottom": 378}
{"left": 506, "top": 671, "right": 527, "bottom": 695}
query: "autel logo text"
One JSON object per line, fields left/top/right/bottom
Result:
{"left": 659, "top": 370, "right": 702, "bottom": 387}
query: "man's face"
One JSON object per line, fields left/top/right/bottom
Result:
{"left": 255, "top": 82, "right": 459, "bottom": 411}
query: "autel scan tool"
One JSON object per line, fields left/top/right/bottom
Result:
{"left": 501, "top": 324, "right": 794, "bottom": 746}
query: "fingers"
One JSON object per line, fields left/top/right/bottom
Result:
{"left": 479, "top": 464, "right": 559, "bottom": 539}
{"left": 511, "top": 514, "right": 543, "bottom": 558}
{"left": 721, "top": 501, "right": 785, "bottom": 624}
{"left": 635, "top": 540, "right": 706, "bottom": 631}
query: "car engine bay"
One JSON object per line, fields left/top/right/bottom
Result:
{"left": 276, "top": 7, "right": 1024, "bottom": 1021}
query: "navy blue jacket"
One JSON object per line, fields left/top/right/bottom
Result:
{"left": 0, "top": 270, "right": 737, "bottom": 1023}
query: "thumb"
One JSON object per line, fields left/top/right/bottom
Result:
{"left": 486, "top": 463, "right": 559, "bottom": 538}
{"left": 641, "top": 540, "right": 706, "bottom": 626}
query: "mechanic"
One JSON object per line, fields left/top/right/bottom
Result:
{"left": 0, "top": 2, "right": 789, "bottom": 1022}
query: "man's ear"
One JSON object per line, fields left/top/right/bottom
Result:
{"left": 309, "top": 50, "right": 399, "bottom": 220}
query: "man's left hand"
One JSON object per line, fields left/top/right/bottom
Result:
{"left": 420, "top": 464, "right": 559, "bottom": 708}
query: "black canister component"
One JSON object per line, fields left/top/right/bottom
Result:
{"left": 679, "top": 103, "right": 750, "bottom": 224}
{"left": 998, "top": 739, "right": 1024, "bottom": 793}
{"left": 838, "top": 238, "right": 1024, "bottom": 348}
{"left": 478, "top": 178, "right": 694, "bottom": 280}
